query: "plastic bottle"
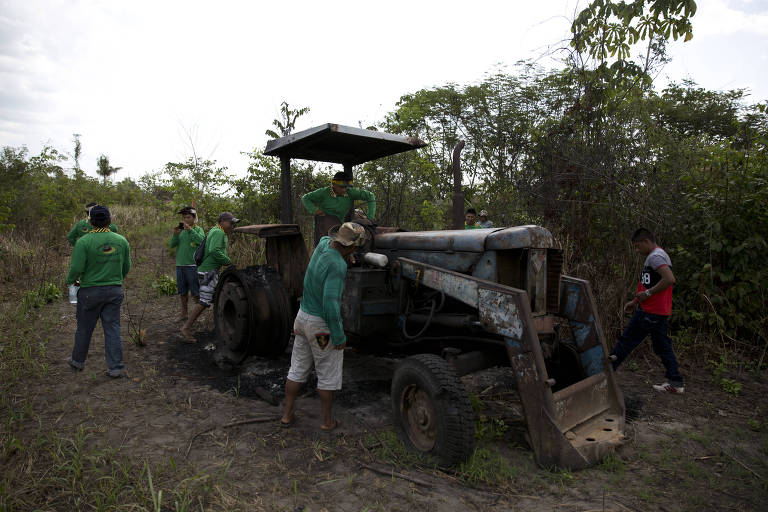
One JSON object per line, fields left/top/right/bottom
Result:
{"left": 69, "top": 283, "right": 79, "bottom": 304}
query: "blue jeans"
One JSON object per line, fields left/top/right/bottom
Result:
{"left": 611, "top": 309, "right": 683, "bottom": 385}
{"left": 71, "top": 285, "right": 124, "bottom": 376}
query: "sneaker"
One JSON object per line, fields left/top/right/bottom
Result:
{"left": 653, "top": 382, "right": 684, "bottom": 394}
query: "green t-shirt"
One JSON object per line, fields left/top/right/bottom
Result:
{"left": 66, "top": 229, "right": 131, "bottom": 287}
{"left": 301, "top": 186, "right": 376, "bottom": 221}
{"left": 464, "top": 223, "right": 482, "bottom": 229}
{"left": 170, "top": 226, "right": 205, "bottom": 266}
{"left": 68, "top": 218, "right": 119, "bottom": 246}
{"left": 299, "top": 236, "right": 348, "bottom": 345}
{"left": 198, "top": 225, "right": 231, "bottom": 272}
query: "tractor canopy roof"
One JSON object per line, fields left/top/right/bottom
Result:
{"left": 264, "top": 123, "right": 426, "bottom": 166}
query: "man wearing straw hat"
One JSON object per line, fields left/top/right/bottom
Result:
{"left": 281, "top": 222, "right": 368, "bottom": 431}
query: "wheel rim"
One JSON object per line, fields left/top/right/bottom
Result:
{"left": 401, "top": 384, "right": 436, "bottom": 452}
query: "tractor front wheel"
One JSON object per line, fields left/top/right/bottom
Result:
{"left": 391, "top": 354, "right": 475, "bottom": 467}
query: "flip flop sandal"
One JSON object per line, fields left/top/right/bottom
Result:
{"left": 320, "top": 419, "right": 340, "bottom": 432}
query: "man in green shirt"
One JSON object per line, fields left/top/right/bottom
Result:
{"left": 281, "top": 222, "right": 368, "bottom": 432}
{"left": 180, "top": 212, "right": 239, "bottom": 343}
{"left": 464, "top": 208, "right": 481, "bottom": 229}
{"left": 170, "top": 206, "right": 205, "bottom": 321}
{"left": 301, "top": 172, "right": 375, "bottom": 244}
{"left": 66, "top": 205, "right": 131, "bottom": 378}
{"left": 68, "top": 202, "right": 118, "bottom": 246}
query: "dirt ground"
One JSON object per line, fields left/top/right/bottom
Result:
{"left": 2, "top": 226, "right": 767, "bottom": 511}
{"left": 2, "top": 287, "right": 762, "bottom": 511}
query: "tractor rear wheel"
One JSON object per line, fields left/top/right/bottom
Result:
{"left": 391, "top": 354, "right": 475, "bottom": 467}
{"left": 214, "top": 266, "right": 293, "bottom": 362}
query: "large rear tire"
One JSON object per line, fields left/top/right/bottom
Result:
{"left": 391, "top": 354, "right": 475, "bottom": 467}
{"left": 214, "top": 266, "right": 293, "bottom": 362}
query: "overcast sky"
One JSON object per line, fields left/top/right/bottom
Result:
{"left": 1, "top": 0, "right": 767, "bottom": 181}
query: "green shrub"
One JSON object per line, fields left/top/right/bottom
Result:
{"left": 151, "top": 274, "right": 177, "bottom": 296}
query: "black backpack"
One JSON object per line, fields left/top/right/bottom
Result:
{"left": 193, "top": 236, "right": 207, "bottom": 266}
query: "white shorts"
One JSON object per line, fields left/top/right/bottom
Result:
{"left": 286, "top": 309, "right": 344, "bottom": 391}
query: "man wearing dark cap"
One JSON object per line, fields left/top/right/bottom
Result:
{"left": 66, "top": 205, "right": 131, "bottom": 377}
{"left": 180, "top": 212, "right": 239, "bottom": 342}
{"left": 281, "top": 222, "right": 368, "bottom": 432}
{"left": 170, "top": 206, "right": 205, "bottom": 321}
{"left": 68, "top": 202, "right": 118, "bottom": 246}
{"left": 301, "top": 172, "right": 375, "bottom": 243}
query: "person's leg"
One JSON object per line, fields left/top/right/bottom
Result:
{"left": 649, "top": 314, "right": 684, "bottom": 386}
{"left": 611, "top": 310, "right": 651, "bottom": 370}
{"left": 180, "top": 270, "right": 216, "bottom": 342}
{"left": 310, "top": 316, "right": 343, "bottom": 430}
{"left": 180, "top": 304, "right": 206, "bottom": 342}
{"left": 176, "top": 266, "right": 188, "bottom": 321}
{"left": 282, "top": 312, "right": 313, "bottom": 425}
{"left": 101, "top": 286, "right": 125, "bottom": 377}
{"left": 282, "top": 379, "right": 303, "bottom": 425}
{"left": 179, "top": 295, "right": 189, "bottom": 320}
{"left": 71, "top": 287, "right": 102, "bottom": 369}
{"left": 318, "top": 389, "right": 335, "bottom": 430}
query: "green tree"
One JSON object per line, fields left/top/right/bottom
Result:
{"left": 96, "top": 154, "right": 121, "bottom": 183}
{"left": 265, "top": 101, "right": 310, "bottom": 139}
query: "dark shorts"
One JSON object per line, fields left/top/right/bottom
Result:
{"left": 176, "top": 266, "right": 199, "bottom": 296}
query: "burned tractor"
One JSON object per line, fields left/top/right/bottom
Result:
{"left": 213, "top": 123, "right": 625, "bottom": 469}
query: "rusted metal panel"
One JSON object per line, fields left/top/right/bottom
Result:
{"left": 471, "top": 251, "right": 497, "bottom": 281}
{"left": 379, "top": 250, "right": 481, "bottom": 274}
{"left": 234, "top": 224, "right": 301, "bottom": 237}
{"left": 399, "top": 259, "right": 479, "bottom": 307}
{"left": 478, "top": 288, "right": 524, "bottom": 340}
{"left": 376, "top": 229, "right": 491, "bottom": 252}
{"left": 375, "top": 225, "right": 559, "bottom": 253}
{"left": 553, "top": 373, "right": 610, "bottom": 432}
{"left": 264, "top": 233, "right": 307, "bottom": 303}
{"left": 264, "top": 123, "right": 426, "bottom": 166}
{"left": 486, "top": 225, "right": 559, "bottom": 250}
{"left": 528, "top": 248, "right": 547, "bottom": 314}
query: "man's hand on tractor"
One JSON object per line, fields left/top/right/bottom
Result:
{"left": 333, "top": 342, "right": 346, "bottom": 351}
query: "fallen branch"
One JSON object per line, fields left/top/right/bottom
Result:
{"left": 186, "top": 416, "right": 280, "bottom": 457}
{"left": 719, "top": 446, "right": 763, "bottom": 480}
{"left": 359, "top": 462, "right": 434, "bottom": 487}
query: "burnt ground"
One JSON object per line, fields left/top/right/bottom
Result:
{"left": 3, "top": 289, "right": 764, "bottom": 512}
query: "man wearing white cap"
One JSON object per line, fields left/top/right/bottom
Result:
{"left": 478, "top": 210, "right": 494, "bottom": 228}
{"left": 281, "top": 222, "right": 368, "bottom": 431}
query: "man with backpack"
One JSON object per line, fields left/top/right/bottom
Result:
{"left": 180, "top": 212, "right": 239, "bottom": 343}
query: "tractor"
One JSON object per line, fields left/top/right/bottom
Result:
{"left": 212, "top": 123, "right": 625, "bottom": 469}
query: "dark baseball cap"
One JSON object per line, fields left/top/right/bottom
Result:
{"left": 218, "top": 212, "right": 240, "bottom": 223}
{"left": 89, "top": 205, "right": 111, "bottom": 222}
{"left": 177, "top": 206, "right": 197, "bottom": 216}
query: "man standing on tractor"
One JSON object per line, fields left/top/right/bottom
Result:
{"left": 170, "top": 206, "right": 205, "bottom": 322}
{"left": 610, "top": 228, "right": 684, "bottom": 394}
{"left": 180, "top": 212, "right": 239, "bottom": 343}
{"left": 68, "top": 202, "right": 118, "bottom": 246}
{"left": 281, "top": 222, "right": 368, "bottom": 431}
{"left": 301, "top": 172, "right": 375, "bottom": 243}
